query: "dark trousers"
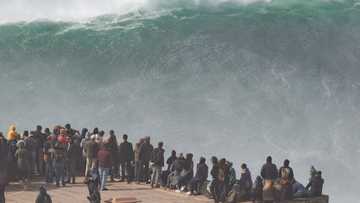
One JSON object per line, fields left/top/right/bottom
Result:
{"left": 189, "top": 177, "right": 204, "bottom": 193}
{"left": 211, "top": 180, "right": 225, "bottom": 203}
{"left": 0, "top": 184, "right": 5, "bottom": 203}
{"left": 140, "top": 161, "right": 150, "bottom": 182}
{"left": 45, "top": 160, "right": 53, "bottom": 183}
{"left": 120, "top": 161, "right": 132, "bottom": 182}
{"left": 54, "top": 160, "right": 65, "bottom": 186}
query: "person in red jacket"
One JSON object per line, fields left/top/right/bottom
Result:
{"left": 97, "top": 143, "right": 112, "bottom": 191}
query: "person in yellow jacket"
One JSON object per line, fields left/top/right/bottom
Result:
{"left": 7, "top": 125, "right": 18, "bottom": 142}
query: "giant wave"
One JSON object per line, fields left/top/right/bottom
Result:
{"left": 0, "top": 1, "right": 360, "bottom": 202}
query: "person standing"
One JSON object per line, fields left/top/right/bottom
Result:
{"left": 138, "top": 137, "right": 153, "bottom": 183}
{"left": 84, "top": 135, "right": 98, "bottom": 182}
{"left": 151, "top": 142, "right": 165, "bottom": 188}
{"left": 134, "top": 139, "right": 144, "bottom": 184}
{"left": 97, "top": 143, "right": 112, "bottom": 191}
{"left": 53, "top": 142, "right": 66, "bottom": 187}
{"left": 67, "top": 138, "right": 82, "bottom": 184}
{"left": 15, "top": 141, "right": 31, "bottom": 189}
{"left": 108, "top": 130, "right": 119, "bottom": 181}
{"left": 0, "top": 132, "right": 9, "bottom": 203}
{"left": 119, "top": 134, "right": 134, "bottom": 183}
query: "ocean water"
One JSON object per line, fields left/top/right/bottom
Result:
{"left": 0, "top": 0, "right": 359, "bottom": 202}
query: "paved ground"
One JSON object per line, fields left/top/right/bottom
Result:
{"left": 5, "top": 178, "right": 214, "bottom": 203}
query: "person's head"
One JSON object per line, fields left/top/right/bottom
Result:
{"left": 17, "top": 140, "right": 25, "bottom": 148}
{"left": 255, "top": 176, "right": 263, "bottom": 186}
{"left": 211, "top": 156, "right": 218, "bottom": 165}
{"left": 109, "top": 130, "right": 115, "bottom": 136}
{"left": 317, "top": 171, "right": 322, "bottom": 177}
{"left": 219, "top": 158, "right": 226, "bottom": 168}
{"left": 158, "top": 142, "right": 163, "bottom": 148}
{"left": 9, "top": 125, "right": 16, "bottom": 131}
{"left": 39, "top": 186, "right": 47, "bottom": 194}
{"left": 65, "top": 123, "right": 71, "bottom": 130}
{"left": 179, "top": 153, "right": 184, "bottom": 159}
{"left": 123, "top": 134, "right": 128, "bottom": 141}
{"left": 99, "top": 130, "right": 105, "bottom": 137}
{"left": 23, "top": 130, "right": 29, "bottom": 137}
{"left": 284, "top": 159, "right": 290, "bottom": 167}
{"left": 93, "top": 128, "right": 99, "bottom": 134}
{"left": 44, "top": 128, "right": 51, "bottom": 135}
{"left": 81, "top": 128, "right": 88, "bottom": 135}
{"left": 171, "top": 150, "right": 176, "bottom": 157}
{"left": 186, "top": 153, "right": 193, "bottom": 161}
{"left": 145, "top": 136, "right": 150, "bottom": 144}
{"left": 200, "top": 157, "right": 206, "bottom": 164}
{"left": 241, "top": 163, "right": 247, "bottom": 169}
{"left": 266, "top": 156, "right": 272, "bottom": 163}
{"left": 36, "top": 125, "right": 42, "bottom": 132}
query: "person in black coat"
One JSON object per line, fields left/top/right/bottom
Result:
{"left": 166, "top": 150, "right": 177, "bottom": 172}
{"left": 138, "top": 137, "right": 153, "bottom": 183}
{"left": 261, "top": 156, "right": 278, "bottom": 180}
{"left": 0, "top": 132, "right": 9, "bottom": 203}
{"left": 305, "top": 171, "right": 324, "bottom": 197}
{"left": 150, "top": 142, "right": 165, "bottom": 188}
{"left": 35, "top": 186, "right": 52, "bottom": 203}
{"left": 119, "top": 134, "right": 134, "bottom": 182}
{"left": 188, "top": 157, "right": 208, "bottom": 195}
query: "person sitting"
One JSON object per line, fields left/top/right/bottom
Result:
{"left": 292, "top": 180, "right": 306, "bottom": 198}
{"left": 215, "top": 158, "right": 229, "bottom": 203}
{"left": 177, "top": 153, "right": 194, "bottom": 192}
{"left": 278, "top": 159, "right": 294, "bottom": 200}
{"left": 238, "top": 163, "right": 252, "bottom": 200}
{"left": 35, "top": 186, "right": 52, "bottom": 203}
{"left": 167, "top": 153, "right": 185, "bottom": 189}
{"left": 209, "top": 156, "right": 219, "bottom": 201}
{"left": 252, "top": 176, "right": 263, "bottom": 203}
{"left": 161, "top": 150, "right": 177, "bottom": 186}
{"left": 305, "top": 170, "right": 324, "bottom": 197}
{"left": 188, "top": 157, "right": 208, "bottom": 195}
{"left": 260, "top": 156, "right": 278, "bottom": 203}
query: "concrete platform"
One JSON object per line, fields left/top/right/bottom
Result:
{"left": 5, "top": 178, "right": 213, "bottom": 203}
{"left": 5, "top": 178, "right": 329, "bottom": 203}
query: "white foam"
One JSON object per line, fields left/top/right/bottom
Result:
{"left": 0, "top": 0, "right": 269, "bottom": 23}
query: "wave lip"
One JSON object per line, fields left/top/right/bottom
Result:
{"left": 2, "top": 0, "right": 358, "bottom": 23}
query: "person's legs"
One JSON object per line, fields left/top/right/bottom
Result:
{"left": 32, "top": 151, "right": 38, "bottom": 174}
{"left": 98, "top": 167, "right": 104, "bottom": 190}
{"left": 151, "top": 165, "right": 156, "bottom": 187}
{"left": 120, "top": 162, "right": 126, "bottom": 181}
{"left": 125, "top": 161, "right": 133, "bottom": 183}
{"left": 135, "top": 161, "right": 141, "bottom": 183}
{"left": 99, "top": 167, "right": 109, "bottom": 191}
{"left": 55, "top": 162, "right": 60, "bottom": 186}
{"left": 0, "top": 184, "right": 5, "bottom": 203}
{"left": 143, "top": 161, "right": 149, "bottom": 183}
{"left": 154, "top": 166, "right": 161, "bottom": 186}
{"left": 85, "top": 158, "right": 90, "bottom": 177}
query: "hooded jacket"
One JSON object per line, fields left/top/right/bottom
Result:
{"left": 7, "top": 125, "right": 17, "bottom": 141}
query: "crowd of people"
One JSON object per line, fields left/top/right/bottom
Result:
{"left": 0, "top": 124, "right": 325, "bottom": 203}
